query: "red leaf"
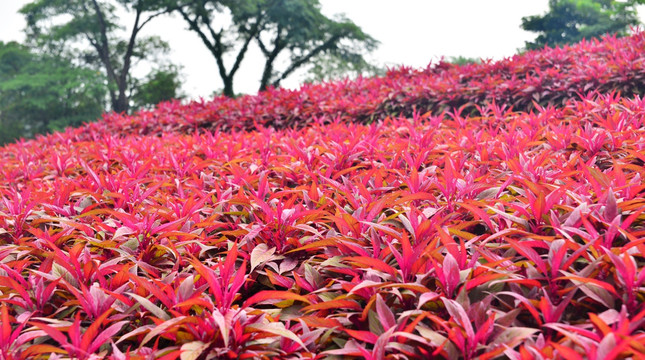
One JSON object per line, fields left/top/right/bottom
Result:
{"left": 344, "top": 256, "right": 397, "bottom": 277}
{"left": 344, "top": 329, "right": 379, "bottom": 344}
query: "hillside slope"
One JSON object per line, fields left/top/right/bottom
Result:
{"left": 1, "top": 34, "right": 645, "bottom": 359}
{"left": 64, "top": 32, "right": 645, "bottom": 139}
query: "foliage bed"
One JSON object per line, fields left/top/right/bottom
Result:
{"left": 81, "top": 32, "right": 645, "bottom": 137}
{"left": 1, "top": 33, "right": 645, "bottom": 359}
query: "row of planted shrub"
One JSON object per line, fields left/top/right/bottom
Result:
{"left": 64, "top": 31, "right": 645, "bottom": 139}
{"left": 2, "top": 92, "right": 645, "bottom": 358}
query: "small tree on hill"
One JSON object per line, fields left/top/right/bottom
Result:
{"left": 131, "top": 65, "right": 185, "bottom": 110}
{"left": 521, "top": 0, "right": 644, "bottom": 50}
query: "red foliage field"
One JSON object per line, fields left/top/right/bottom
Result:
{"left": 1, "top": 33, "right": 645, "bottom": 359}
{"left": 81, "top": 32, "right": 645, "bottom": 137}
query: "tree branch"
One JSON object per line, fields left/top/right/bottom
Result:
{"left": 229, "top": 20, "right": 261, "bottom": 78}
{"left": 177, "top": 8, "right": 217, "bottom": 54}
{"left": 177, "top": 6, "right": 230, "bottom": 88}
{"left": 259, "top": 25, "right": 286, "bottom": 91}
{"left": 138, "top": 9, "right": 172, "bottom": 30}
{"left": 256, "top": 36, "right": 269, "bottom": 56}
{"left": 87, "top": 1, "right": 118, "bottom": 88}
{"left": 273, "top": 34, "right": 341, "bottom": 87}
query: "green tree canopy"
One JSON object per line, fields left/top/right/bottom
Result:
{"left": 304, "top": 52, "right": 384, "bottom": 84}
{"left": 521, "top": 0, "right": 644, "bottom": 50}
{"left": 130, "top": 65, "right": 184, "bottom": 110}
{"left": 0, "top": 41, "right": 107, "bottom": 144}
{"left": 20, "top": 0, "right": 181, "bottom": 113}
{"left": 164, "top": 0, "right": 377, "bottom": 96}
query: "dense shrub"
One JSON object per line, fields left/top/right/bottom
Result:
{"left": 1, "top": 33, "right": 645, "bottom": 359}
{"left": 74, "top": 32, "right": 645, "bottom": 138}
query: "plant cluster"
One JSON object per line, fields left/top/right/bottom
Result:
{"left": 73, "top": 32, "right": 645, "bottom": 138}
{"left": 1, "top": 33, "right": 645, "bottom": 359}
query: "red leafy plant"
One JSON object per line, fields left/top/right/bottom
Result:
{"left": 1, "top": 33, "right": 645, "bottom": 359}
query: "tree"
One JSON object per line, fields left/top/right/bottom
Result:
{"left": 130, "top": 65, "right": 184, "bottom": 110}
{"left": 165, "top": 0, "right": 377, "bottom": 96}
{"left": 0, "top": 41, "right": 106, "bottom": 144}
{"left": 521, "top": 0, "right": 644, "bottom": 50}
{"left": 304, "top": 52, "right": 384, "bottom": 84}
{"left": 21, "top": 0, "right": 179, "bottom": 113}
{"left": 447, "top": 56, "right": 479, "bottom": 66}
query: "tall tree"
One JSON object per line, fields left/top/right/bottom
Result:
{"left": 0, "top": 41, "right": 106, "bottom": 144}
{"left": 165, "top": 0, "right": 377, "bottom": 96}
{"left": 21, "top": 0, "right": 177, "bottom": 113}
{"left": 521, "top": 0, "right": 644, "bottom": 50}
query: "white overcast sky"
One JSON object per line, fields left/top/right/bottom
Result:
{"left": 1, "top": 1, "right": 642, "bottom": 100}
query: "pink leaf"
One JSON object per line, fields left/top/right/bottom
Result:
{"left": 443, "top": 253, "right": 460, "bottom": 297}
{"left": 375, "top": 294, "right": 396, "bottom": 330}
{"left": 442, "top": 298, "right": 474, "bottom": 339}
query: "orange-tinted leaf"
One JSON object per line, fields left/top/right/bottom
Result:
{"left": 244, "top": 291, "right": 311, "bottom": 307}
{"left": 302, "top": 299, "right": 361, "bottom": 313}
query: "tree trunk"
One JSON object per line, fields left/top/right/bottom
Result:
{"left": 257, "top": 26, "right": 283, "bottom": 93}
{"left": 222, "top": 77, "right": 235, "bottom": 97}
{"left": 258, "top": 61, "right": 273, "bottom": 92}
{"left": 113, "top": 87, "right": 129, "bottom": 113}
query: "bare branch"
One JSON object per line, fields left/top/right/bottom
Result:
{"left": 273, "top": 34, "right": 342, "bottom": 87}
{"left": 139, "top": 9, "right": 173, "bottom": 30}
